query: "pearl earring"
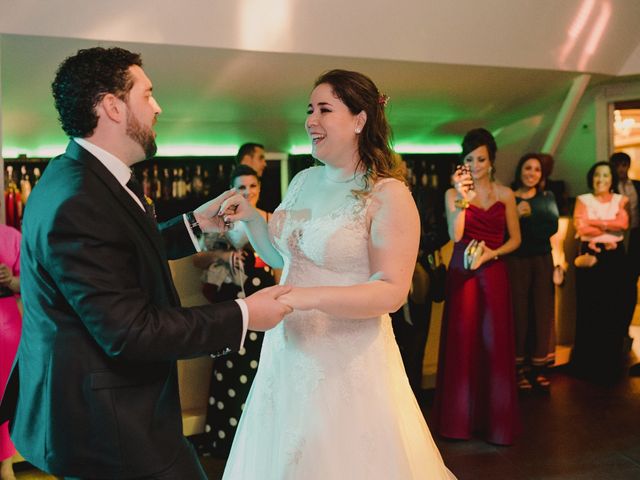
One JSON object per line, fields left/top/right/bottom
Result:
{"left": 355, "top": 128, "right": 361, "bottom": 134}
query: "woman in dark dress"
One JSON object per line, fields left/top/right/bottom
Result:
{"left": 192, "top": 165, "right": 276, "bottom": 457}
{"left": 434, "top": 128, "right": 521, "bottom": 446}
{"left": 508, "top": 154, "right": 559, "bottom": 391}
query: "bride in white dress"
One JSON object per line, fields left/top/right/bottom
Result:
{"left": 219, "top": 69, "right": 455, "bottom": 479}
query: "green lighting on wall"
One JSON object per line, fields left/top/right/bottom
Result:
{"left": 3, "top": 145, "right": 66, "bottom": 158}
{"left": 394, "top": 143, "right": 462, "bottom": 154}
{"left": 289, "top": 145, "right": 312, "bottom": 155}
{"left": 3, "top": 142, "right": 462, "bottom": 159}
{"left": 2, "top": 144, "right": 241, "bottom": 159}
{"left": 156, "top": 145, "right": 239, "bottom": 157}
{"left": 288, "top": 143, "right": 462, "bottom": 156}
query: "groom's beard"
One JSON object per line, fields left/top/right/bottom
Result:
{"left": 126, "top": 110, "right": 157, "bottom": 160}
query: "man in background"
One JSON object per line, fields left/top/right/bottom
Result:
{"left": 236, "top": 142, "right": 266, "bottom": 177}
{"left": 610, "top": 152, "right": 640, "bottom": 376}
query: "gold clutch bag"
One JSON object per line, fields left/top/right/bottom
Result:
{"left": 464, "top": 239, "right": 484, "bottom": 270}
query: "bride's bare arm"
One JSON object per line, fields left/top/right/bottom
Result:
{"left": 221, "top": 193, "right": 284, "bottom": 268}
{"left": 278, "top": 180, "right": 419, "bottom": 319}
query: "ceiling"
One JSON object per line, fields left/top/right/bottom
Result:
{"left": 2, "top": 33, "right": 610, "bottom": 157}
{"left": 1, "top": 1, "right": 640, "bottom": 159}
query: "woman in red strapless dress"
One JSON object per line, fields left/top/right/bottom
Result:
{"left": 434, "top": 128, "right": 521, "bottom": 446}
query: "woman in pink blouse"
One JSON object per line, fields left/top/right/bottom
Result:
{"left": 571, "top": 161, "right": 629, "bottom": 382}
{"left": 0, "top": 220, "right": 21, "bottom": 480}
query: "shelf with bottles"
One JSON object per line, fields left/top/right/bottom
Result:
{"left": 402, "top": 153, "right": 459, "bottom": 250}
{"left": 129, "top": 158, "right": 232, "bottom": 222}
{"left": 131, "top": 157, "right": 283, "bottom": 222}
{"left": 3, "top": 157, "right": 48, "bottom": 229}
{"left": 3, "top": 154, "right": 285, "bottom": 226}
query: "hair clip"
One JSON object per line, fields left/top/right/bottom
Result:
{"left": 378, "top": 94, "right": 390, "bottom": 107}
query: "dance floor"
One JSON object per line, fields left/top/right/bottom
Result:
{"left": 15, "top": 331, "right": 640, "bottom": 480}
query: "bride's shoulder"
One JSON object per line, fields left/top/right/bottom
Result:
{"left": 368, "top": 177, "right": 415, "bottom": 212}
{"left": 371, "top": 176, "right": 410, "bottom": 198}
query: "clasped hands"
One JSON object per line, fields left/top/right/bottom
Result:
{"left": 191, "top": 189, "right": 312, "bottom": 330}
{"left": 191, "top": 189, "right": 261, "bottom": 234}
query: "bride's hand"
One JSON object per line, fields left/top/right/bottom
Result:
{"left": 278, "top": 287, "right": 316, "bottom": 311}
{"left": 218, "top": 191, "right": 261, "bottom": 224}
{"left": 193, "top": 189, "right": 238, "bottom": 233}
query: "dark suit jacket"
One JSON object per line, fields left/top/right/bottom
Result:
{"left": 1, "top": 141, "right": 243, "bottom": 478}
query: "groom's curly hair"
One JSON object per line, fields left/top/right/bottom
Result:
{"left": 52, "top": 47, "right": 142, "bottom": 138}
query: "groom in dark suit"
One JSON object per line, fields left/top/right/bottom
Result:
{"left": 0, "top": 47, "right": 291, "bottom": 479}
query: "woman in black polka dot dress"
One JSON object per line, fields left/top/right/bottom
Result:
{"left": 191, "top": 165, "right": 276, "bottom": 457}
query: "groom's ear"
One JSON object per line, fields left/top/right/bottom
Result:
{"left": 98, "top": 94, "right": 126, "bottom": 124}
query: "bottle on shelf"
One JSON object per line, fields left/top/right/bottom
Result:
{"left": 171, "top": 168, "right": 179, "bottom": 199}
{"left": 33, "top": 167, "right": 41, "bottom": 186}
{"left": 177, "top": 167, "right": 187, "bottom": 199}
{"left": 162, "top": 168, "right": 172, "bottom": 201}
{"left": 151, "top": 164, "right": 162, "bottom": 200}
{"left": 4, "top": 165, "right": 22, "bottom": 230}
{"left": 429, "top": 163, "right": 439, "bottom": 189}
{"left": 213, "top": 164, "right": 227, "bottom": 196}
{"left": 141, "top": 168, "right": 151, "bottom": 198}
{"left": 19, "top": 165, "right": 33, "bottom": 205}
{"left": 202, "top": 169, "right": 211, "bottom": 198}
{"left": 183, "top": 166, "right": 192, "bottom": 197}
{"left": 191, "top": 164, "right": 204, "bottom": 198}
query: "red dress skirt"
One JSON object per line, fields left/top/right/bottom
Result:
{"left": 433, "top": 202, "right": 519, "bottom": 445}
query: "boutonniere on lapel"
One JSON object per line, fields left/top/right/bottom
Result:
{"left": 144, "top": 195, "right": 157, "bottom": 219}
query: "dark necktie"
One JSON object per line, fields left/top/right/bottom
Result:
{"left": 126, "top": 174, "right": 156, "bottom": 221}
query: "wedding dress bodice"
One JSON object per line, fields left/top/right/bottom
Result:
{"left": 270, "top": 166, "right": 373, "bottom": 287}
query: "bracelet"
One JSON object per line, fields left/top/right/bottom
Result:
{"left": 454, "top": 198, "right": 470, "bottom": 210}
{"left": 186, "top": 211, "right": 203, "bottom": 237}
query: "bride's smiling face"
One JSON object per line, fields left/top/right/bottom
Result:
{"left": 305, "top": 83, "right": 362, "bottom": 165}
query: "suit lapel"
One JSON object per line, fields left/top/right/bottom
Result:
{"left": 65, "top": 142, "right": 177, "bottom": 296}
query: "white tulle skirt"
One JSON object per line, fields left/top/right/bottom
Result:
{"left": 222, "top": 312, "right": 456, "bottom": 480}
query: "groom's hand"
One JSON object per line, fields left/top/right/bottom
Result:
{"left": 244, "top": 285, "right": 293, "bottom": 331}
{"left": 193, "top": 189, "right": 237, "bottom": 233}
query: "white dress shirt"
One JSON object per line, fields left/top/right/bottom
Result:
{"left": 74, "top": 138, "right": 249, "bottom": 348}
